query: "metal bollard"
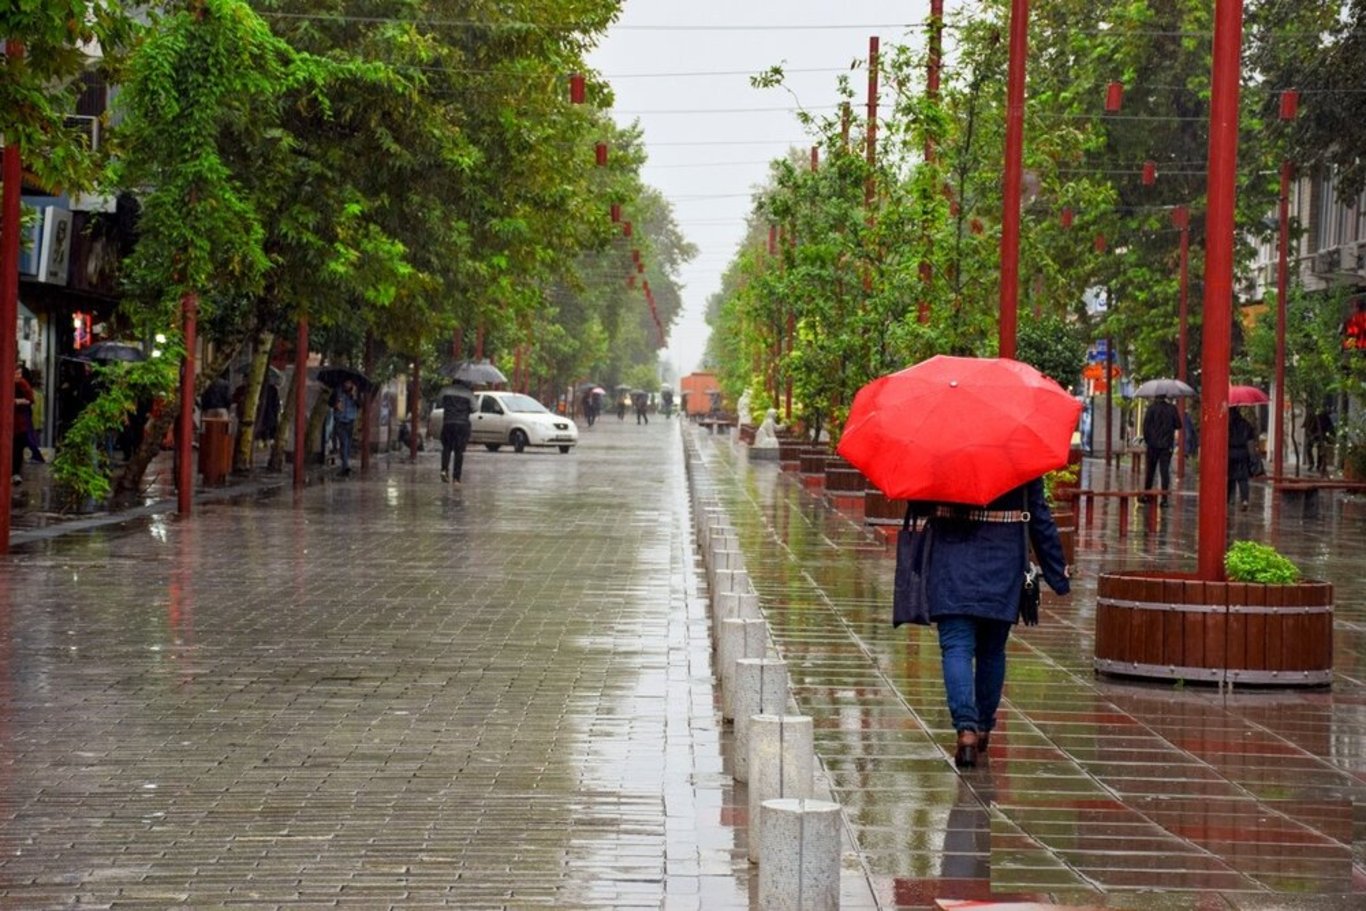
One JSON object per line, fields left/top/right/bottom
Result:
{"left": 747, "top": 715, "right": 815, "bottom": 864}
{"left": 732, "top": 658, "right": 788, "bottom": 782}
{"left": 758, "top": 799, "right": 841, "bottom": 910}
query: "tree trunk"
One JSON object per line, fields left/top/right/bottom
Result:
{"left": 267, "top": 361, "right": 295, "bottom": 472}
{"left": 233, "top": 329, "right": 274, "bottom": 473}
{"left": 113, "top": 345, "right": 241, "bottom": 500}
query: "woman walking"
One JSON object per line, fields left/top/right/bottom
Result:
{"left": 919, "top": 478, "right": 1070, "bottom": 768}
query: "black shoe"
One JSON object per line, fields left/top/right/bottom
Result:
{"left": 977, "top": 732, "right": 991, "bottom": 755}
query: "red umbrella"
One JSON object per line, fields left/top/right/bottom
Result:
{"left": 836, "top": 356, "right": 1082, "bottom": 506}
{"left": 1229, "top": 384, "right": 1269, "bottom": 406}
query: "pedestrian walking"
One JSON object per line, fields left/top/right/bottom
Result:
{"left": 1141, "top": 394, "right": 1181, "bottom": 502}
{"left": 20, "top": 366, "right": 43, "bottom": 462}
{"left": 13, "top": 365, "right": 35, "bottom": 484}
{"left": 439, "top": 380, "right": 474, "bottom": 485}
{"left": 616, "top": 394, "right": 627, "bottom": 421}
{"left": 633, "top": 391, "right": 649, "bottom": 425}
{"left": 660, "top": 387, "right": 674, "bottom": 419}
{"left": 1228, "top": 407, "right": 1256, "bottom": 509}
{"left": 255, "top": 376, "right": 281, "bottom": 447}
{"left": 916, "top": 479, "right": 1070, "bottom": 768}
{"left": 581, "top": 389, "right": 596, "bottom": 427}
{"left": 330, "top": 379, "right": 360, "bottom": 476}
{"left": 1303, "top": 409, "right": 1334, "bottom": 475}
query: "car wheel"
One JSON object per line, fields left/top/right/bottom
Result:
{"left": 559, "top": 445, "right": 571, "bottom": 454}
{"left": 511, "top": 430, "right": 528, "bottom": 453}
{"left": 485, "top": 443, "right": 501, "bottom": 452}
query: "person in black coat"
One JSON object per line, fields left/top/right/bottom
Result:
{"left": 917, "top": 478, "right": 1070, "bottom": 768}
{"left": 1228, "top": 408, "right": 1256, "bottom": 509}
{"left": 1141, "top": 395, "right": 1182, "bottom": 501}
{"left": 439, "top": 380, "right": 475, "bottom": 485}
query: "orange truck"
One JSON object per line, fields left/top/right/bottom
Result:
{"left": 679, "top": 371, "right": 721, "bottom": 416}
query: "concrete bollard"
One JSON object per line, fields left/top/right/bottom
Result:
{"left": 713, "top": 591, "right": 741, "bottom": 627}
{"left": 758, "top": 799, "right": 842, "bottom": 910}
{"left": 736, "top": 590, "right": 761, "bottom": 620}
{"left": 747, "top": 715, "right": 815, "bottom": 863}
{"left": 732, "top": 658, "right": 788, "bottom": 782}
{"left": 708, "top": 548, "right": 743, "bottom": 587}
{"left": 718, "top": 618, "right": 768, "bottom": 720}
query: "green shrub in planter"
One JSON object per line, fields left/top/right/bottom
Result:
{"left": 1224, "top": 540, "right": 1301, "bottom": 584}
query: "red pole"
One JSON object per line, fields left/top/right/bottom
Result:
{"left": 1196, "top": 0, "right": 1243, "bottom": 580}
{"left": 1273, "top": 91, "right": 1297, "bottom": 480}
{"left": 292, "top": 316, "right": 308, "bottom": 489}
{"left": 999, "top": 0, "right": 1029, "bottom": 360}
{"left": 920, "top": 0, "right": 944, "bottom": 325}
{"left": 865, "top": 36, "right": 879, "bottom": 214}
{"left": 1274, "top": 159, "right": 1291, "bottom": 480}
{"left": 176, "top": 293, "right": 197, "bottom": 514}
{"left": 810, "top": 146, "right": 819, "bottom": 172}
{"left": 475, "top": 327, "right": 484, "bottom": 361}
{"left": 360, "top": 331, "right": 373, "bottom": 473}
{"left": 1174, "top": 206, "right": 1191, "bottom": 479}
{"left": 408, "top": 359, "right": 421, "bottom": 461}
{"left": 0, "top": 42, "right": 24, "bottom": 552}
{"left": 452, "top": 327, "right": 462, "bottom": 360}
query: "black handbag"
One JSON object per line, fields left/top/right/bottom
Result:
{"left": 1019, "top": 499, "right": 1041, "bottom": 626}
{"left": 893, "top": 505, "right": 933, "bottom": 627}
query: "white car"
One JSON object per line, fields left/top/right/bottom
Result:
{"left": 429, "top": 391, "right": 578, "bottom": 454}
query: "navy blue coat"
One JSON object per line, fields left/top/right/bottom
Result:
{"left": 918, "top": 479, "right": 1070, "bottom": 624}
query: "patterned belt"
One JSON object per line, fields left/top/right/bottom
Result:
{"left": 929, "top": 507, "right": 1030, "bottom": 523}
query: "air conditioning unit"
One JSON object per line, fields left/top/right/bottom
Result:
{"left": 63, "top": 114, "right": 100, "bottom": 152}
{"left": 1313, "top": 247, "right": 1341, "bottom": 274}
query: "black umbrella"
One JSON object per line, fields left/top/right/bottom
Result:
{"left": 80, "top": 341, "right": 146, "bottom": 363}
{"left": 317, "top": 365, "right": 374, "bottom": 394}
{"left": 440, "top": 358, "right": 507, "bottom": 386}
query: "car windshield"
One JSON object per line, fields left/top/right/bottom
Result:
{"left": 500, "top": 394, "right": 549, "bottom": 414}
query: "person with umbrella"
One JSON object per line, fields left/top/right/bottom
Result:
{"left": 1228, "top": 407, "right": 1257, "bottom": 510}
{"left": 330, "top": 379, "right": 360, "bottom": 477}
{"left": 837, "top": 356, "right": 1075, "bottom": 769}
{"left": 438, "top": 379, "right": 475, "bottom": 486}
{"left": 632, "top": 390, "right": 649, "bottom": 425}
{"left": 1140, "top": 394, "right": 1182, "bottom": 503}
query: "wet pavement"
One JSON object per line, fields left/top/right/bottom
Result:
{"left": 0, "top": 418, "right": 1362, "bottom": 909}
{"left": 692, "top": 431, "right": 1366, "bottom": 909}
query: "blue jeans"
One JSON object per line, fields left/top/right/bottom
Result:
{"left": 335, "top": 420, "right": 354, "bottom": 470}
{"left": 936, "top": 615, "right": 1014, "bottom": 734}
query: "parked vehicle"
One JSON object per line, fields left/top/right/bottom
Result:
{"left": 428, "top": 391, "right": 578, "bottom": 454}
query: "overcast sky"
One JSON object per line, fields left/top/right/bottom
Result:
{"left": 588, "top": 2, "right": 936, "bottom": 377}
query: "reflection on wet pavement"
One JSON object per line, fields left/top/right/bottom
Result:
{"left": 693, "top": 432, "right": 1365, "bottom": 908}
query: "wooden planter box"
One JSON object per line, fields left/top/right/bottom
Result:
{"left": 776, "top": 438, "right": 807, "bottom": 468}
{"left": 863, "top": 488, "right": 908, "bottom": 526}
{"left": 1095, "top": 571, "right": 1333, "bottom": 687}
{"left": 738, "top": 423, "right": 756, "bottom": 444}
{"left": 798, "top": 448, "right": 831, "bottom": 488}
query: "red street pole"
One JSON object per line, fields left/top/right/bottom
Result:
{"left": 998, "top": 0, "right": 1029, "bottom": 360}
{"left": 1174, "top": 205, "right": 1191, "bottom": 479}
{"left": 292, "top": 316, "right": 308, "bottom": 489}
{"left": 1273, "top": 90, "right": 1297, "bottom": 480}
{"left": 919, "top": 0, "right": 944, "bottom": 324}
{"left": 176, "top": 293, "right": 197, "bottom": 515}
{"left": 1274, "top": 159, "right": 1291, "bottom": 480}
{"left": 0, "top": 40, "right": 25, "bottom": 552}
{"left": 408, "top": 358, "right": 421, "bottom": 462}
{"left": 1196, "top": 0, "right": 1243, "bottom": 580}
{"left": 865, "top": 36, "right": 879, "bottom": 215}
{"left": 361, "top": 331, "right": 373, "bottom": 473}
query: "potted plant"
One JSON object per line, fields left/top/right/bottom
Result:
{"left": 1094, "top": 539, "right": 1332, "bottom": 687}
